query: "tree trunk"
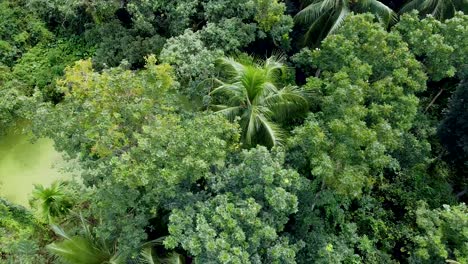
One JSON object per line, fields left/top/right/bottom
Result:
{"left": 424, "top": 88, "right": 444, "bottom": 113}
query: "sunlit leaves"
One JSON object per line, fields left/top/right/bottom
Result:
{"left": 395, "top": 12, "right": 468, "bottom": 81}
{"left": 166, "top": 147, "right": 306, "bottom": 263}
{"left": 411, "top": 202, "right": 468, "bottom": 263}
{"left": 35, "top": 55, "right": 175, "bottom": 159}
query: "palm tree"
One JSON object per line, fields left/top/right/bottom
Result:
{"left": 30, "top": 181, "right": 73, "bottom": 223}
{"left": 209, "top": 56, "right": 308, "bottom": 148}
{"left": 48, "top": 215, "right": 184, "bottom": 264}
{"left": 295, "top": 0, "right": 397, "bottom": 46}
{"left": 400, "top": 0, "right": 468, "bottom": 20}
{"left": 47, "top": 216, "right": 123, "bottom": 264}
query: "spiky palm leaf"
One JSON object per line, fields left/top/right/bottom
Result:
{"left": 30, "top": 181, "right": 73, "bottom": 223}
{"left": 48, "top": 216, "right": 183, "bottom": 264}
{"left": 295, "top": 0, "right": 397, "bottom": 46}
{"left": 139, "top": 247, "right": 185, "bottom": 264}
{"left": 400, "top": 0, "right": 468, "bottom": 20}
{"left": 210, "top": 56, "right": 308, "bottom": 147}
{"left": 47, "top": 224, "right": 122, "bottom": 264}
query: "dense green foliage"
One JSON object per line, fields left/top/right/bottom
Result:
{"left": 412, "top": 202, "right": 468, "bottom": 262}
{"left": 438, "top": 79, "right": 468, "bottom": 183}
{"left": 0, "top": 0, "right": 467, "bottom": 263}
{"left": 0, "top": 198, "right": 52, "bottom": 263}
{"left": 0, "top": 0, "right": 52, "bottom": 66}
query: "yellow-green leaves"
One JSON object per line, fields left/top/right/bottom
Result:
{"left": 412, "top": 202, "right": 468, "bottom": 263}
{"left": 49, "top": 56, "right": 175, "bottom": 158}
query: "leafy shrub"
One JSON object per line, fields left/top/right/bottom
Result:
{"left": 87, "top": 21, "right": 166, "bottom": 70}
{"left": 411, "top": 202, "right": 468, "bottom": 263}
{"left": 9, "top": 37, "right": 93, "bottom": 101}
{"left": 0, "top": 0, "right": 52, "bottom": 66}
{"left": 0, "top": 198, "right": 52, "bottom": 263}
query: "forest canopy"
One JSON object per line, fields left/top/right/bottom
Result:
{"left": 0, "top": 0, "right": 467, "bottom": 263}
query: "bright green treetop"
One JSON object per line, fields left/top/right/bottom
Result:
{"left": 210, "top": 56, "right": 308, "bottom": 148}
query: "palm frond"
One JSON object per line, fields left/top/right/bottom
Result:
{"left": 139, "top": 247, "right": 156, "bottom": 264}
{"left": 328, "top": 4, "right": 350, "bottom": 35}
{"left": 138, "top": 237, "right": 184, "bottom": 264}
{"left": 400, "top": 0, "right": 462, "bottom": 20}
{"left": 432, "top": 0, "right": 444, "bottom": 18}
{"left": 47, "top": 236, "right": 113, "bottom": 264}
{"left": 295, "top": 0, "right": 335, "bottom": 24}
{"left": 141, "top": 237, "right": 166, "bottom": 247}
{"left": 48, "top": 214, "right": 121, "bottom": 264}
{"left": 51, "top": 225, "right": 70, "bottom": 240}
{"left": 264, "top": 55, "right": 286, "bottom": 82}
{"left": 400, "top": 0, "right": 427, "bottom": 13}
{"left": 109, "top": 253, "right": 126, "bottom": 264}
{"left": 30, "top": 181, "right": 73, "bottom": 222}
{"left": 368, "top": 0, "right": 398, "bottom": 25}
{"left": 257, "top": 114, "right": 285, "bottom": 147}
{"left": 297, "top": 0, "right": 398, "bottom": 45}
{"left": 302, "top": 10, "right": 335, "bottom": 46}
{"left": 209, "top": 55, "right": 303, "bottom": 147}
{"left": 215, "top": 57, "right": 245, "bottom": 79}
{"left": 243, "top": 106, "right": 259, "bottom": 146}
{"left": 159, "top": 252, "right": 185, "bottom": 264}
{"left": 241, "top": 66, "right": 267, "bottom": 104}
{"left": 265, "top": 85, "right": 309, "bottom": 108}
{"left": 213, "top": 105, "right": 242, "bottom": 121}
{"left": 252, "top": 82, "right": 280, "bottom": 106}
{"left": 266, "top": 87, "right": 309, "bottom": 122}
{"left": 210, "top": 82, "right": 245, "bottom": 102}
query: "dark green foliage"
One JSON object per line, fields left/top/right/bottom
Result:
{"left": 0, "top": 80, "right": 39, "bottom": 135}
{"left": 438, "top": 79, "right": 468, "bottom": 179}
{"left": 7, "top": 38, "right": 93, "bottom": 100}
{"left": 83, "top": 113, "right": 241, "bottom": 257}
{"left": 87, "top": 21, "right": 166, "bottom": 70}
{"left": 200, "top": 19, "right": 257, "bottom": 53}
{"left": 290, "top": 14, "right": 427, "bottom": 197}
{"left": 0, "top": 198, "right": 52, "bottom": 262}
{"left": 0, "top": 0, "right": 52, "bottom": 66}
{"left": 288, "top": 14, "right": 463, "bottom": 263}
{"left": 160, "top": 30, "right": 223, "bottom": 98}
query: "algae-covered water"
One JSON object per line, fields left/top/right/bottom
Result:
{"left": 0, "top": 130, "right": 67, "bottom": 206}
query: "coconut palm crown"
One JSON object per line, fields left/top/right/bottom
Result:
{"left": 295, "top": 0, "right": 397, "bottom": 46}
{"left": 209, "top": 56, "right": 308, "bottom": 148}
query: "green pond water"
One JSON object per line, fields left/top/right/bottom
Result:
{"left": 0, "top": 130, "right": 68, "bottom": 206}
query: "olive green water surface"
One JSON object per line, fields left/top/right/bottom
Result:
{"left": 0, "top": 131, "right": 67, "bottom": 206}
